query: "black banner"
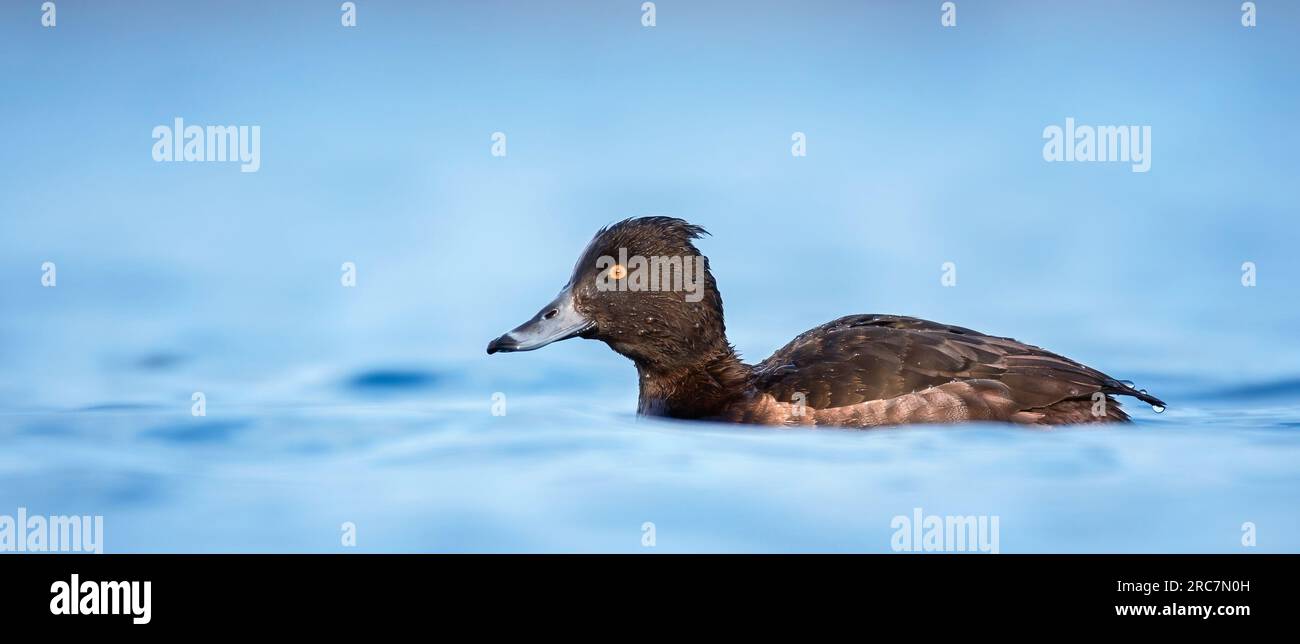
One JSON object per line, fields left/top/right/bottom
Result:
{"left": 0, "top": 554, "right": 1288, "bottom": 629}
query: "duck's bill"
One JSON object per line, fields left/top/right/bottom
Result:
{"left": 486, "top": 286, "right": 594, "bottom": 354}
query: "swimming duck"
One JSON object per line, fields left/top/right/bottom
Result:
{"left": 487, "top": 217, "right": 1165, "bottom": 427}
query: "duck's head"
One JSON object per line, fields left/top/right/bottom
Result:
{"left": 486, "top": 216, "right": 727, "bottom": 372}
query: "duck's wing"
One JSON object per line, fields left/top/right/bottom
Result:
{"left": 752, "top": 314, "right": 1164, "bottom": 416}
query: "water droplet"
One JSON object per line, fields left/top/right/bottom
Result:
{"left": 1119, "top": 380, "right": 1135, "bottom": 387}
{"left": 1151, "top": 404, "right": 1165, "bottom": 413}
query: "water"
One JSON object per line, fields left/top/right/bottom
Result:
{"left": 2, "top": 1, "right": 1299, "bottom": 552}
{"left": 1, "top": 339, "right": 1298, "bottom": 553}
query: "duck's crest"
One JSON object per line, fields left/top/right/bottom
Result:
{"left": 600, "top": 216, "right": 710, "bottom": 243}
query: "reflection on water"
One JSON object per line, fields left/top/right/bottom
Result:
{"left": 2, "top": 359, "right": 1298, "bottom": 553}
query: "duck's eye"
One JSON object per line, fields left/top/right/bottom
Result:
{"left": 609, "top": 264, "right": 627, "bottom": 280}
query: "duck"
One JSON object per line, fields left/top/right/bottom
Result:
{"left": 486, "top": 216, "right": 1165, "bottom": 427}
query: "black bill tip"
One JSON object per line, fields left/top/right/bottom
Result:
{"left": 486, "top": 334, "right": 517, "bottom": 355}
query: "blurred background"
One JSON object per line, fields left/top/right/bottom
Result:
{"left": 1, "top": 0, "right": 1297, "bottom": 552}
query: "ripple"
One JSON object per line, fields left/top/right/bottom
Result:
{"left": 1199, "top": 377, "right": 1300, "bottom": 402}
{"left": 134, "top": 352, "right": 189, "bottom": 371}
{"left": 142, "top": 419, "right": 253, "bottom": 444}
{"left": 77, "top": 402, "right": 163, "bottom": 412}
{"left": 345, "top": 368, "right": 438, "bottom": 392}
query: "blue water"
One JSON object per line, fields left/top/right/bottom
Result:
{"left": 2, "top": 1, "right": 1299, "bottom": 552}
{"left": 2, "top": 353, "right": 1299, "bottom": 552}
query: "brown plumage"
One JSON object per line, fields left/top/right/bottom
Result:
{"left": 487, "top": 217, "right": 1165, "bottom": 428}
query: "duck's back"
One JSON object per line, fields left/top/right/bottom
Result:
{"left": 736, "top": 314, "right": 1162, "bottom": 427}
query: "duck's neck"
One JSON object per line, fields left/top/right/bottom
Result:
{"left": 635, "top": 344, "right": 752, "bottom": 419}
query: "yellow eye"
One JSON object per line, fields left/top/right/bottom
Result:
{"left": 609, "top": 264, "right": 627, "bottom": 280}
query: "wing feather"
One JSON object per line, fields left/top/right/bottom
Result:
{"left": 753, "top": 314, "right": 1163, "bottom": 416}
